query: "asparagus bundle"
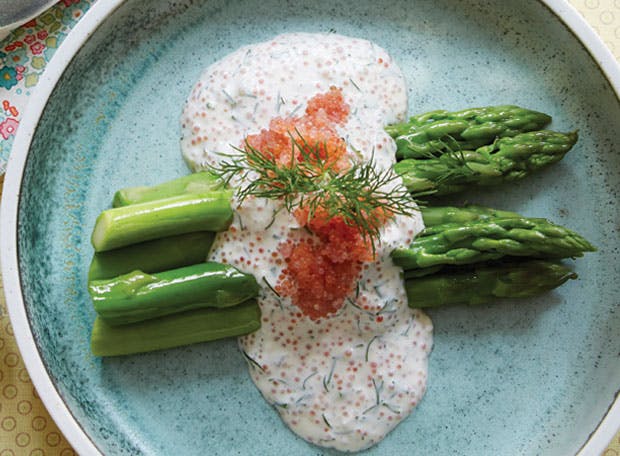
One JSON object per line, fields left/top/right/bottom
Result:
{"left": 88, "top": 174, "right": 261, "bottom": 356}
{"left": 385, "top": 105, "right": 552, "bottom": 159}
{"left": 396, "top": 206, "right": 595, "bottom": 308}
{"left": 393, "top": 130, "right": 578, "bottom": 197}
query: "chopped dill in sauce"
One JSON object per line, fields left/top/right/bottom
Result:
{"left": 180, "top": 32, "right": 433, "bottom": 452}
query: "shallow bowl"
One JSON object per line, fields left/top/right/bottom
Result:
{"left": 2, "top": 0, "right": 619, "bottom": 454}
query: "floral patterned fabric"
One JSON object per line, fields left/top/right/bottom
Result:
{"left": 0, "top": 0, "right": 95, "bottom": 173}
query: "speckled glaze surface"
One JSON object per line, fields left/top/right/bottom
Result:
{"left": 10, "top": 0, "right": 620, "bottom": 454}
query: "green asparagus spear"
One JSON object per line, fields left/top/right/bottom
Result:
{"left": 385, "top": 105, "right": 552, "bottom": 159}
{"left": 403, "top": 265, "right": 444, "bottom": 279}
{"left": 405, "top": 260, "right": 577, "bottom": 308}
{"left": 420, "top": 205, "right": 521, "bottom": 227}
{"left": 391, "top": 217, "right": 595, "bottom": 270}
{"left": 91, "top": 299, "right": 261, "bottom": 356}
{"left": 393, "top": 130, "right": 578, "bottom": 197}
{"left": 88, "top": 231, "right": 215, "bottom": 281}
{"left": 112, "top": 172, "right": 224, "bottom": 207}
{"left": 91, "top": 190, "right": 233, "bottom": 252}
{"left": 89, "top": 262, "right": 259, "bottom": 325}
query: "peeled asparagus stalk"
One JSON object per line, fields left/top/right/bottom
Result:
{"left": 91, "top": 299, "right": 261, "bottom": 356}
{"left": 91, "top": 190, "right": 233, "bottom": 252}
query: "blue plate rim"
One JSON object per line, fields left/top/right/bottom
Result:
{"left": 0, "top": 0, "right": 618, "bottom": 454}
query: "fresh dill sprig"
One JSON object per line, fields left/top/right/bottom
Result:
{"left": 241, "top": 349, "right": 264, "bottom": 371}
{"left": 322, "top": 357, "right": 337, "bottom": 392}
{"left": 210, "top": 131, "right": 416, "bottom": 251}
{"left": 365, "top": 335, "right": 379, "bottom": 362}
{"left": 262, "top": 277, "right": 281, "bottom": 298}
{"left": 405, "top": 138, "right": 478, "bottom": 199}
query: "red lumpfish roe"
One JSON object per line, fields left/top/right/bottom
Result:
{"left": 245, "top": 87, "right": 379, "bottom": 320}
{"left": 277, "top": 206, "right": 374, "bottom": 320}
{"left": 295, "top": 206, "right": 374, "bottom": 265}
{"left": 277, "top": 238, "right": 364, "bottom": 320}
{"left": 305, "top": 88, "right": 350, "bottom": 124}
{"left": 245, "top": 86, "right": 350, "bottom": 171}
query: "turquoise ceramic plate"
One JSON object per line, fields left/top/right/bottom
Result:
{"left": 2, "top": 0, "right": 619, "bottom": 454}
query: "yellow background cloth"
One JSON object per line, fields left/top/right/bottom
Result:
{"left": 1, "top": 0, "right": 619, "bottom": 454}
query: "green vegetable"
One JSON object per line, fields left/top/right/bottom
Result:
{"left": 112, "top": 172, "right": 224, "bottom": 207}
{"left": 91, "top": 299, "right": 261, "bottom": 356}
{"left": 393, "top": 130, "right": 578, "bottom": 197}
{"left": 89, "top": 262, "right": 259, "bottom": 325}
{"left": 385, "top": 105, "right": 552, "bottom": 159}
{"left": 91, "top": 190, "right": 233, "bottom": 252}
{"left": 392, "top": 216, "right": 595, "bottom": 270}
{"left": 420, "top": 205, "right": 520, "bottom": 227}
{"left": 403, "top": 265, "right": 444, "bottom": 279}
{"left": 405, "top": 260, "right": 577, "bottom": 308}
{"left": 88, "top": 231, "right": 215, "bottom": 281}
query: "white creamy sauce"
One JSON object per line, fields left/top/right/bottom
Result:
{"left": 180, "top": 33, "right": 433, "bottom": 452}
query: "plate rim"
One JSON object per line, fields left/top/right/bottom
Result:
{"left": 1, "top": 0, "right": 618, "bottom": 454}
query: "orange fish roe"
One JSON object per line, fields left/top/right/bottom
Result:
{"left": 305, "top": 87, "right": 350, "bottom": 124}
{"left": 245, "top": 86, "right": 350, "bottom": 171}
{"left": 277, "top": 238, "right": 363, "bottom": 320}
{"left": 276, "top": 210, "right": 374, "bottom": 319}
{"left": 295, "top": 206, "right": 374, "bottom": 264}
{"left": 245, "top": 87, "right": 382, "bottom": 320}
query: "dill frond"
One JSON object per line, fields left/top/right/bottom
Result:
{"left": 210, "top": 131, "right": 416, "bottom": 251}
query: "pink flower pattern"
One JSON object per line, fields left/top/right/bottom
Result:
{"left": 0, "top": 0, "right": 95, "bottom": 172}
{"left": 29, "top": 42, "right": 45, "bottom": 55}
{"left": 0, "top": 118, "right": 19, "bottom": 140}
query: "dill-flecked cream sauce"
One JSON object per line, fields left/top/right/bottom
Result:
{"left": 180, "top": 33, "right": 433, "bottom": 452}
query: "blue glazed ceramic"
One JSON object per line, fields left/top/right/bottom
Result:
{"left": 4, "top": 0, "right": 619, "bottom": 454}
